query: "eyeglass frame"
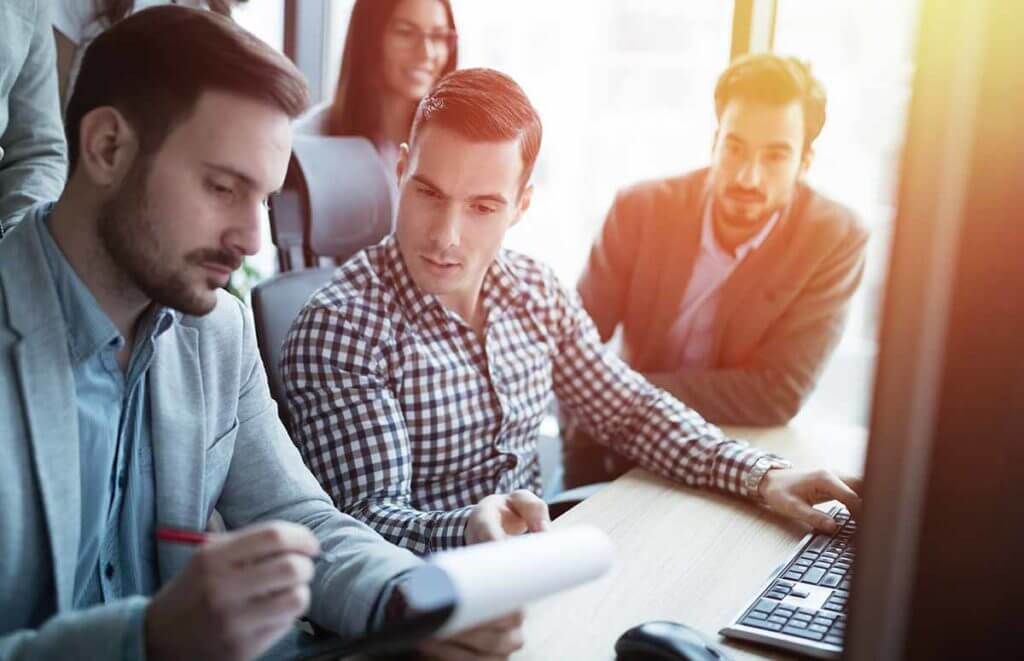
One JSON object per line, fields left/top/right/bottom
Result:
{"left": 386, "top": 19, "right": 458, "bottom": 52}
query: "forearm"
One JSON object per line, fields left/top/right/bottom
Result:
{"left": 645, "top": 365, "right": 810, "bottom": 426}
{"left": 0, "top": 597, "right": 148, "bottom": 661}
{"left": 345, "top": 499, "right": 474, "bottom": 555}
{"left": 576, "top": 374, "right": 774, "bottom": 499}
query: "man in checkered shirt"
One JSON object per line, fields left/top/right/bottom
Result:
{"left": 282, "top": 68, "right": 862, "bottom": 555}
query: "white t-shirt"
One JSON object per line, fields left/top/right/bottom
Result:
{"left": 52, "top": 0, "right": 209, "bottom": 105}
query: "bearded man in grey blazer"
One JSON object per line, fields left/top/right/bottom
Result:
{"left": 0, "top": 7, "right": 521, "bottom": 661}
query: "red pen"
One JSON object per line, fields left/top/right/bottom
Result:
{"left": 155, "top": 526, "right": 337, "bottom": 563}
{"left": 156, "top": 527, "right": 209, "bottom": 545}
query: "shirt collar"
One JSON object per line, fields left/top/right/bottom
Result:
{"left": 701, "top": 196, "right": 782, "bottom": 262}
{"left": 37, "top": 207, "right": 177, "bottom": 365}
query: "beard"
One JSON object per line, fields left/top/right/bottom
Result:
{"left": 96, "top": 159, "right": 240, "bottom": 317}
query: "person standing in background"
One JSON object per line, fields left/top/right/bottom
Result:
{"left": 52, "top": 0, "right": 249, "bottom": 109}
{"left": 0, "top": 0, "right": 67, "bottom": 237}
{"left": 296, "top": 0, "right": 458, "bottom": 213}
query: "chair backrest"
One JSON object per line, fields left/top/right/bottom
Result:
{"left": 251, "top": 267, "right": 335, "bottom": 420}
{"left": 268, "top": 134, "right": 394, "bottom": 271}
{"left": 256, "top": 134, "right": 394, "bottom": 417}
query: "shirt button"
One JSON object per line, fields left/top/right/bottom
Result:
{"left": 104, "top": 562, "right": 115, "bottom": 579}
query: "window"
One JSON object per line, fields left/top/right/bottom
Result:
{"left": 774, "top": 0, "right": 919, "bottom": 425}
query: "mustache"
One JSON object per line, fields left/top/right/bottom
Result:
{"left": 189, "top": 248, "right": 242, "bottom": 272}
{"left": 725, "top": 186, "right": 766, "bottom": 202}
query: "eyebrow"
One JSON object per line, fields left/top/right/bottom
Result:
{"left": 724, "top": 134, "right": 794, "bottom": 152}
{"left": 202, "top": 162, "right": 258, "bottom": 189}
{"left": 411, "top": 174, "right": 508, "bottom": 206}
{"left": 392, "top": 17, "right": 451, "bottom": 32}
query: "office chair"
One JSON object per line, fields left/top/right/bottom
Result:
{"left": 253, "top": 135, "right": 393, "bottom": 421}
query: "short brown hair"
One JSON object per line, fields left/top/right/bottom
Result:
{"left": 714, "top": 53, "right": 827, "bottom": 155}
{"left": 409, "top": 68, "right": 542, "bottom": 192}
{"left": 66, "top": 5, "right": 309, "bottom": 171}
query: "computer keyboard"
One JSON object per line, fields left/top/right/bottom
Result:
{"left": 720, "top": 505, "right": 855, "bottom": 659}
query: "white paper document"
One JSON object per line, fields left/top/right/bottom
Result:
{"left": 429, "top": 525, "right": 614, "bottom": 636}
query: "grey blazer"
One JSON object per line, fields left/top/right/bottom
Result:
{"left": 0, "top": 208, "right": 421, "bottom": 659}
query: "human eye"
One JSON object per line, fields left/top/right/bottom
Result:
{"left": 471, "top": 202, "right": 498, "bottom": 215}
{"left": 206, "top": 179, "right": 236, "bottom": 200}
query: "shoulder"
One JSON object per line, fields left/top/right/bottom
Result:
{"left": 288, "top": 245, "right": 400, "bottom": 355}
{"left": 499, "top": 249, "right": 577, "bottom": 315}
{"left": 794, "top": 183, "right": 870, "bottom": 247}
{"left": 613, "top": 169, "right": 708, "bottom": 213}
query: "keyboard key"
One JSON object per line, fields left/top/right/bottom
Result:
{"left": 746, "top": 610, "right": 768, "bottom": 621}
{"left": 767, "top": 591, "right": 786, "bottom": 600}
{"left": 783, "top": 626, "right": 826, "bottom": 641}
{"left": 775, "top": 580, "right": 794, "bottom": 590}
{"left": 769, "top": 616, "right": 789, "bottom": 625}
{"left": 825, "top": 635, "right": 844, "bottom": 646}
{"left": 753, "top": 598, "right": 778, "bottom": 613}
{"left": 807, "top": 537, "right": 829, "bottom": 553}
{"left": 809, "top": 624, "right": 829, "bottom": 633}
{"left": 788, "top": 618, "right": 810, "bottom": 628}
{"left": 790, "top": 589, "right": 810, "bottom": 598}
{"left": 803, "top": 568, "right": 826, "bottom": 584}
{"left": 744, "top": 619, "right": 784, "bottom": 632}
{"left": 783, "top": 571, "right": 803, "bottom": 581}
{"left": 822, "top": 603, "right": 844, "bottom": 612}
{"left": 816, "top": 611, "right": 837, "bottom": 620}
{"left": 822, "top": 573, "right": 843, "bottom": 587}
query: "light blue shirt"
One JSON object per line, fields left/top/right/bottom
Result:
{"left": 666, "top": 197, "right": 781, "bottom": 369}
{"left": 37, "top": 209, "right": 173, "bottom": 610}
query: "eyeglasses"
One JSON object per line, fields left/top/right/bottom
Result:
{"left": 388, "top": 21, "right": 457, "bottom": 52}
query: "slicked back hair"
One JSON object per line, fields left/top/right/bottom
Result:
{"left": 65, "top": 5, "right": 309, "bottom": 171}
{"left": 714, "top": 53, "right": 827, "bottom": 157}
{"left": 409, "top": 68, "right": 542, "bottom": 194}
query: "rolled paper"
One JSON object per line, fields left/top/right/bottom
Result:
{"left": 429, "top": 525, "right": 614, "bottom": 636}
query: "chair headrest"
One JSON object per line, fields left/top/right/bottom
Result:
{"left": 290, "top": 134, "right": 393, "bottom": 261}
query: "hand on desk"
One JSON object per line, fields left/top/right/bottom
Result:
{"left": 465, "top": 490, "right": 551, "bottom": 545}
{"left": 758, "top": 468, "right": 863, "bottom": 534}
{"left": 419, "top": 611, "right": 526, "bottom": 660}
{"left": 145, "top": 521, "right": 319, "bottom": 661}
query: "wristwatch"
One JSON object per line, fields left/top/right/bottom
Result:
{"left": 746, "top": 455, "right": 792, "bottom": 503}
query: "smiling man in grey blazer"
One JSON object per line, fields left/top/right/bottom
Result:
{"left": 0, "top": 7, "right": 522, "bottom": 661}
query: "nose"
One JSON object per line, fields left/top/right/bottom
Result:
{"left": 223, "top": 201, "right": 264, "bottom": 258}
{"left": 427, "top": 208, "right": 460, "bottom": 250}
{"left": 416, "top": 34, "right": 444, "bottom": 64}
{"left": 736, "top": 158, "right": 763, "bottom": 189}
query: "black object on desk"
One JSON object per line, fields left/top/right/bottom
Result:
{"left": 263, "top": 564, "right": 457, "bottom": 660}
{"left": 615, "top": 621, "right": 733, "bottom": 661}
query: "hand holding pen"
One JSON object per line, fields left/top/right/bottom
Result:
{"left": 145, "top": 521, "right": 320, "bottom": 661}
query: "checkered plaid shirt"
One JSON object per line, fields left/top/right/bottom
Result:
{"left": 282, "top": 236, "right": 776, "bottom": 554}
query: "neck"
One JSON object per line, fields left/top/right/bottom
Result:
{"left": 376, "top": 90, "right": 418, "bottom": 148}
{"left": 712, "top": 200, "right": 774, "bottom": 257}
{"left": 49, "top": 191, "right": 151, "bottom": 342}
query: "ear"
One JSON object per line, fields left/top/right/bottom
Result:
{"left": 75, "top": 107, "right": 139, "bottom": 189}
{"left": 511, "top": 183, "right": 533, "bottom": 228}
{"left": 396, "top": 142, "right": 410, "bottom": 183}
{"left": 799, "top": 147, "right": 815, "bottom": 179}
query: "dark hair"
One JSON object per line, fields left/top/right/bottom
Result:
{"left": 714, "top": 53, "right": 827, "bottom": 156}
{"left": 409, "top": 68, "right": 542, "bottom": 192}
{"left": 94, "top": 0, "right": 244, "bottom": 25}
{"left": 66, "top": 5, "right": 308, "bottom": 171}
{"left": 325, "top": 0, "right": 458, "bottom": 140}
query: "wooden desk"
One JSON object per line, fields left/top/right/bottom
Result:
{"left": 512, "top": 422, "right": 867, "bottom": 661}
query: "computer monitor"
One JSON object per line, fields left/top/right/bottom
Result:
{"left": 846, "top": 0, "right": 1024, "bottom": 658}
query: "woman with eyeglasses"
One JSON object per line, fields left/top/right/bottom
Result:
{"left": 298, "top": 0, "right": 458, "bottom": 200}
